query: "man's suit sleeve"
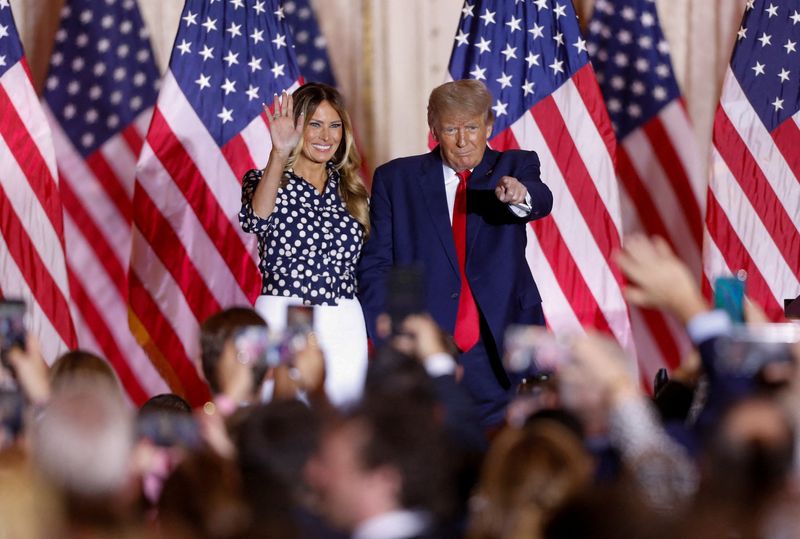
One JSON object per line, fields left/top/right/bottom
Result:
{"left": 357, "top": 166, "right": 393, "bottom": 341}
{"left": 515, "top": 151, "right": 553, "bottom": 223}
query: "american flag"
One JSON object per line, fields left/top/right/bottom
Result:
{"left": 282, "top": 0, "right": 337, "bottom": 86}
{"left": 130, "top": 0, "right": 302, "bottom": 405}
{"left": 42, "top": 0, "right": 168, "bottom": 404}
{"left": 446, "top": 0, "right": 635, "bottom": 359}
{"left": 706, "top": 0, "right": 799, "bottom": 321}
{"left": 586, "top": 0, "right": 704, "bottom": 384}
{"left": 0, "top": 1, "right": 76, "bottom": 362}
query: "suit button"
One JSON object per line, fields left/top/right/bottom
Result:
{"left": 450, "top": 292, "right": 458, "bottom": 299}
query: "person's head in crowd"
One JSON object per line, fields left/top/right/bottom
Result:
{"left": 158, "top": 449, "right": 251, "bottom": 539}
{"left": 237, "top": 400, "right": 321, "bottom": 505}
{"left": 701, "top": 396, "right": 795, "bottom": 507}
{"left": 287, "top": 82, "right": 369, "bottom": 237}
{"left": 200, "top": 306, "right": 268, "bottom": 404}
{"left": 31, "top": 376, "right": 140, "bottom": 533}
{"left": 139, "top": 392, "right": 192, "bottom": 415}
{"left": 50, "top": 349, "right": 121, "bottom": 396}
{"left": 363, "top": 346, "right": 438, "bottom": 408}
{"left": 137, "top": 393, "right": 198, "bottom": 507}
{"left": 428, "top": 79, "right": 494, "bottom": 172}
{"left": 306, "top": 402, "right": 451, "bottom": 534}
{"left": 468, "top": 422, "right": 592, "bottom": 539}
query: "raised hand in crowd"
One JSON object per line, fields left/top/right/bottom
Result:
{"left": 614, "top": 234, "right": 708, "bottom": 324}
{"left": 5, "top": 334, "right": 50, "bottom": 406}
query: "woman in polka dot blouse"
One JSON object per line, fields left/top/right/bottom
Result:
{"left": 239, "top": 83, "right": 370, "bottom": 406}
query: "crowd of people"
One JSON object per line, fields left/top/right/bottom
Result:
{"left": 1, "top": 80, "right": 799, "bottom": 539}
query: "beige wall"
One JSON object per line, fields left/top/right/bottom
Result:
{"left": 10, "top": 0, "right": 745, "bottom": 173}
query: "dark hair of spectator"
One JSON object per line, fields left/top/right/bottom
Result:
{"left": 199, "top": 307, "right": 266, "bottom": 394}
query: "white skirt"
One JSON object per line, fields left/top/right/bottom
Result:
{"left": 254, "top": 294, "right": 368, "bottom": 407}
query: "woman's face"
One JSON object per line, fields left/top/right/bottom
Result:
{"left": 299, "top": 100, "right": 343, "bottom": 165}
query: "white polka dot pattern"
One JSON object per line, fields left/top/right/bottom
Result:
{"left": 239, "top": 166, "right": 363, "bottom": 306}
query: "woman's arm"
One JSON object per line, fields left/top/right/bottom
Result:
{"left": 251, "top": 91, "right": 304, "bottom": 218}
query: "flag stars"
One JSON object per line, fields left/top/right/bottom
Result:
{"left": 621, "top": 6, "right": 635, "bottom": 20}
{"left": 231, "top": 0, "right": 244, "bottom": 9}
{"left": 506, "top": 15, "right": 522, "bottom": 32}
{"left": 218, "top": 107, "right": 233, "bottom": 124}
{"left": 274, "top": 5, "right": 285, "bottom": 19}
{"left": 253, "top": 1, "right": 266, "bottom": 14}
{"left": 455, "top": 29, "right": 469, "bottom": 46}
{"left": 614, "top": 52, "right": 629, "bottom": 67}
{"left": 553, "top": 32, "right": 564, "bottom": 46}
{"left": 653, "top": 86, "right": 667, "bottom": 101}
{"left": 529, "top": 22, "right": 545, "bottom": 39}
{"left": 553, "top": 3, "right": 566, "bottom": 18}
{"left": 221, "top": 78, "right": 236, "bottom": 95}
{"left": 246, "top": 85, "right": 259, "bottom": 101}
{"left": 227, "top": 22, "right": 242, "bottom": 38}
{"left": 631, "top": 81, "right": 645, "bottom": 95}
{"left": 778, "top": 68, "right": 790, "bottom": 82}
{"left": 607, "top": 98, "right": 621, "bottom": 112}
{"left": 272, "top": 33, "right": 287, "bottom": 49}
{"left": 475, "top": 37, "right": 492, "bottom": 54}
{"left": 525, "top": 51, "right": 540, "bottom": 67}
{"left": 202, "top": 16, "right": 218, "bottom": 32}
{"left": 534, "top": 0, "right": 548, "bottom": 11}
{"left": 641, "top": 12, "right": 655, "bottom": 26}
{"left": 199, "top": 45, "right": 214, "bottom": 61}
{"left": 492, "top": 100, "right": 508, "bottom": 117}
{"left": 549, "top": 58, "right": 565, "bottom": 74}
{"left": 0, "top": 0, "right": 9, "bottom": 9}
{"left": 792, "top": 10, "right": 800, "bottom": 24}
{"left": 462, "top": 3, "right": 475, "bottom": 18}
{"left": 251, "top": 29, "right": 264, "bottom": 44}
{"left": 737, "top": 26, "right": 747, "bottom": 40}
{"left": 618, "top": 30, "right": 632, "bottom": 44}
{"left": 765, "top": 3, "right": 778, "bottom": 17}
{"left": 195, "top": 73, "right": 211, "bottom": 90}
{"left": 772, "top": 97, "right": 784, "bottom": 110}
{"left": 501, "top": 44, "right": 517, "bottom": 60}
{"left": 657, "top": 40, "right": 670, "bottom": 54}
{"left": 0, "top": 54, "right": 7, "bottom": 67}
{"left": 248, "top": 56, "right": 262, "bottom": 72}
{"left": 270, "top": 61, "right": 285, "bottom": 78}
{"left": 655, "top": 63, "right": 670, "bottom": 77}
{"left": 627, "top": 103, "right": 642, "bottom": 118}
{"left": 784, "top": 39, "right": 796, "bottom": 53}
{"left": 752, "top": 61, "right": 765, "bottom": 76}
{"left": 224, "top": 50, "right": 239, "bottom": 66}
{"left": 758, "top": 32, "right": 772, "bottom": 47}
{"left": 480, "top": 8, "right": 496, "bottom": 25}
{"left": 0, "top": 23, "right": 8, "bottom": 40}
{"left": 635, "top": 58, "right": 649, "bottom": 72}
{"left": 470, "top": 64, "right": 487, "bottom": 80}
{"left": 177, "top": 39, "right": 191, "bottom": 55}
{"left": 496, "top": 72, "right": 513, "bottom": 88}
{"left": 610, "top": 76, "right": 624, "bottom": 90}
{"left": 573, "top": 37, "right": 587, "bottom": 53}
{"left": 639, "top": 36, "right": 653, "bottom": 48}
{"left": 745, "top": 0, "right": 755, "bottom": 9}
{"left": 522, "top": 79, "right": 535, "bottom": 96}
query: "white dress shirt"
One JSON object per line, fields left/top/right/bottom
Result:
{"left": 352, "top": 509, "right": 431, "bottom": 539}
{"left": 441, "top": 163, "right": 532, "bottom": 224}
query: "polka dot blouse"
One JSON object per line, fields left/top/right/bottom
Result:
{"left": 239, "top": 165, "right": 364, "bottom": 306}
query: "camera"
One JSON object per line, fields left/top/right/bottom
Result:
{"left": 233, "top": 305, "right": 314, "bottom": 370}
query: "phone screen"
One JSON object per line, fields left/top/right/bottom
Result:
{"left": 0, "top": 300, "right": 26, "bottom": 354}
{"left": 386, "top": 265, "right": 425, "bottom": 334}
{"left": 714, "top": 275, "right": 746, "bottom": 324}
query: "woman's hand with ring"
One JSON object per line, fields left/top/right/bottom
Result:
{"left": 265, "top": 90, "right": 303, "bottom": 157}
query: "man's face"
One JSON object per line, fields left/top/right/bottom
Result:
{"left": 431, "top": 111, "right": 493, "bottom": 171}
{"left": 305, "top": 423, "right": 379, "bottom": 531}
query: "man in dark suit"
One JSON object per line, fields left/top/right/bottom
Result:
{"left": 357, "top": 80, "right": 553, "bottom": 427}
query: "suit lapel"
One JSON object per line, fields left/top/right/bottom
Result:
{"left": 465, "top": 148, "right": 499, "bottom": 259}
{"left": 417, "top": 149, "right": 459, "bottom": 276}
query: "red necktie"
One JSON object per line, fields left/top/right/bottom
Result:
{"left": 452, "top": 170, "right": 480, "bottom": 352}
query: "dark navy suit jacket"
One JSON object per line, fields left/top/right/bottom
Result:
{"left": 357, "top": 146, "right": 553, "bottom": 358}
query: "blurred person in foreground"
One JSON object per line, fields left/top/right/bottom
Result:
{"left": 306, "top": 402, "right": 454, "bottom": 539}
{"left": 358, "top": 79, "right": 553, "bottom": 428}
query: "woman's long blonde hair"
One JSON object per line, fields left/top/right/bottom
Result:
{"left": 285, "top": 83, "right": 370, "bottom": 239}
